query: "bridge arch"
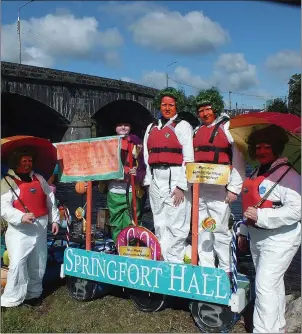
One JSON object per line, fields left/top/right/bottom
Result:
{"left": 92, "top": 99, "right": 155, "bottom": 139}
{"left": 1, "top": 92, "right": 70, "bottom": 142}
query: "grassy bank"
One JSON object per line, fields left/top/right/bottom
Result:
{"left": 1, "top": 281, "right": 249, "bottom": 333}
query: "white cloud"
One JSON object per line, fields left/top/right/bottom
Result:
{"left": 265, "top": 50, "right": 301, "bottom": 70}
{"left": 173, "top": 66, "right": 212, "bottom": 91}
{"left": 1, "top": 12, "right": 124, "bottom": 67}
{"left": 141, "top": 70, "right": 169, "bottom": 89}
{"left": 140, "top": 54, "right": 258, "bottom": 93}
{"left": 98, "top": 1, "right": 167, "bottom": 21}
{"left": 214, "top": 53, "right": 258, "bottom": 91}
{"left": 120, "top": 77, "right": 135, "bottom": 83}
{"left": 130, "top": 11, "right": 229, "bottom": 55}
{"left": 141, "top": 66, "right": 213, "bottom": 92}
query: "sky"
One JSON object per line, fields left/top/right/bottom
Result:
{"left": 1, "top": 0, "right": 301, "bottom": 109}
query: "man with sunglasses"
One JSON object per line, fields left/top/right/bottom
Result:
{"left": 193, "top": 91, "right": 245, "bottom": 276}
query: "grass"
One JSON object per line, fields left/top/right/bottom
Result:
{"left": 1, "top": 279, "right": 249, "bottom": 333}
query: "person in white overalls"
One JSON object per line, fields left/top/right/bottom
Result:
{"left": 238, "top": 125, "right": 301, "bottom": 333}
{"left": 143, "top": 87, "right": 194, "bottom": 263}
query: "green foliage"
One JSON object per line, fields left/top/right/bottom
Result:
{"left": 195, "top": 87, "right": 224, "bottom": 114}
{"left": 267, "top": 98, "right": 288, "bottom": 113}
{"left": 288, "top": 73, "right": 301, "bottom": 116}
{"left": 1, "top": 217, "right": 8, "bottom": 235}
{"left": 153, "top": 87, "right": 185, "bottom": 111}
{"left": 183, "top": 95, "right": 197, "bottom": 114}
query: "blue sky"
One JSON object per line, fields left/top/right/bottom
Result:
{"left": 2, "top": 1, "right": 300, "bottom": 108}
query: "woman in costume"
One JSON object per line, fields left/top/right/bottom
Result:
{"left": 1, "top": 147, "right": 60, "bottom": 308}
{"left": 107, "top": 121, "right": 146, "bottom": 242}
{"left": 238, "top": 125, "right": 301, "bottom": 333}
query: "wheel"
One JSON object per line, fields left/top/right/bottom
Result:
{"left": 130, "top": 290, "right": 166, "bottom": 312}
{"left": 66, "top": 276, "right": 100, "bottom": 301}
{"left": 190, "top": 301, "right": 236, "bottom": 333}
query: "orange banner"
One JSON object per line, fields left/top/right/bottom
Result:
{"left": 55, "top": 136, "right": 124, "bottom": 182}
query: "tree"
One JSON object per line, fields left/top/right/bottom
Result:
{"left": 288, "top": 73, "right": 301, "bottom": 116}
{"left": 267, "top": 98, "right": 288, "bottom": 113}
{"left": 183, "top": 94, "right": 197, "bottom": 114}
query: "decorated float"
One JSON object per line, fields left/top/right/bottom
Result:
{"left": 54, "top": 134, "right": 255, "bottom": 333}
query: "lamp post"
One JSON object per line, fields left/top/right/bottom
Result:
{"left": 166, "top": 60, "right": 178, "bottom": 87}
{"left": 17, "top": 0, "right": 34, "bottom": 64}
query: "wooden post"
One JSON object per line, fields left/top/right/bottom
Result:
{"left": 85, "top": 181, "right": 92, "bottom": 251}
{"left": 128, "top": 141, "right": 138, "bottom": 226}
{"left": 191, "top": 183, "right": 199, "bottom": 265}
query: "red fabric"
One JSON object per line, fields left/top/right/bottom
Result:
{"left": 242, "top": 176, "right": 274, "bottom": 213}
{"left": 121, "top": 137, "right": 138, "bottom": 175}
{"left": 147, "top": 123, "right": 183, "bottom": 165}
{"left": 193, "top": 125, "right": 231, "bottom": 164}
{"left": 12, "top": 175, "right": 48, "bottom": 217}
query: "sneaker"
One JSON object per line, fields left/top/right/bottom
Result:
{"left": 23, "top": 297, "right": 42, "bottom": 307}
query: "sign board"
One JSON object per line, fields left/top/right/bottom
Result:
{"left": 64, "top": 248, "right": 231, "bottom": 305}
{"left": 119, "top": 246, "right": 151, "bottom": 259}
{"left": 186, "top": 163, "right": 230, "bottom": 185}
{"left": 55, "top": 136, "right": 124, "bottom": 182}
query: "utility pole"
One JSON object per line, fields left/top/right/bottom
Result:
{"left": 17, "top": 0, "right": 34, "bottom": 64}
{"left": 166, "top": 61, "right": 178, "bottom": 88}
{"left": 228, "top": 91, "right": 232, "bottom": 113}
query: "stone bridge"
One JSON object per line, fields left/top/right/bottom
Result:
{"left": 1, "top": 61, "right": 158, "bottom": 141}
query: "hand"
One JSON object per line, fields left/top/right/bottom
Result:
{"left": 238, "top": 235, "right": 248, "bottom": 252}
{"left": 129, "top": 167, "right": 137, "bottom": 176}
{"left": 171, "top": 187, "right": 184, "bottom": 207}
{"left": 225, "top": 191, "right": 238, "bottom": 204}
{"left": 21, "top": 213, "right": 35, "bottom": 224}
{"left": 244, "top": 207, "right": 258, "bottom": 223}
{"left": 52, "top": 222, "right": 59, "bottom": 235}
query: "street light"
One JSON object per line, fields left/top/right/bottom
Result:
{"left": 166, "top": 60, "right": 178, "bottom": 88}
{"left": 17, "top": 0, "right": 34, "bottom": 64}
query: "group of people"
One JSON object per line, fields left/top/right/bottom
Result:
{"left": 109, "top": 87, "right": 301, "bottom": 333}
{"left": 1, "top": 87, "right": 300, "bottom": 334}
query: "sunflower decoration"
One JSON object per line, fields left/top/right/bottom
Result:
{"left": 153, "top": 87, "right": 186, "bottom": 111}
{"left": 1, "top": 217, "right": 8, "bottom": 236}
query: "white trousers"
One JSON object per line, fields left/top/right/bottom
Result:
{"left": 1, "top": 217, "right": 48, "bottom": 307}
{"left": 249, "top": 222, "right": 301, "bottom": 333}
{"left": 197, "top": 184, "right": 232, "bottom": 272}
{"left": 149, "top": 167, "right": 191, "bottom": 263}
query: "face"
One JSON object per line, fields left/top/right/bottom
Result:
{"left": 197, "top": 105, "right": 216, "bottom": 125}
{"left": 16, "top": 156, "right": 33, "bottom": 174}
{"left": 255, "top": 143, "right": 277, "bottom": 165}
{"left": 160, "top": 96, "right": 177, "bottom": 119}
{"left": 116, "top": 123, "right": 131, "bottom": 136}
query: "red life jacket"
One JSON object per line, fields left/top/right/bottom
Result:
{"left": 121, "top": 137, "right": 138, "bottom": 175}
{"left": 12, "top": 174, "right": 48, "bottom": 218}
{"left": 193, "top": 117, "right": 232, "bottom": 165}
{"left": 147, "top": 120, "right": 183, "bottom": 166}
{"left": 242, "top": 163, "right": 287, "bottom": 214}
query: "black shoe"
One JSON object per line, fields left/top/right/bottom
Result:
{"left": 23, "top": 297, "right": 42, "bottom": 307}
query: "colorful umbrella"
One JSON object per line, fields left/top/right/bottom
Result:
{"left": 1, "top": 135, "right": 57, "bottom": 180}
{"left": 229, "top": 112, "right": 301, "bottom": 173}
